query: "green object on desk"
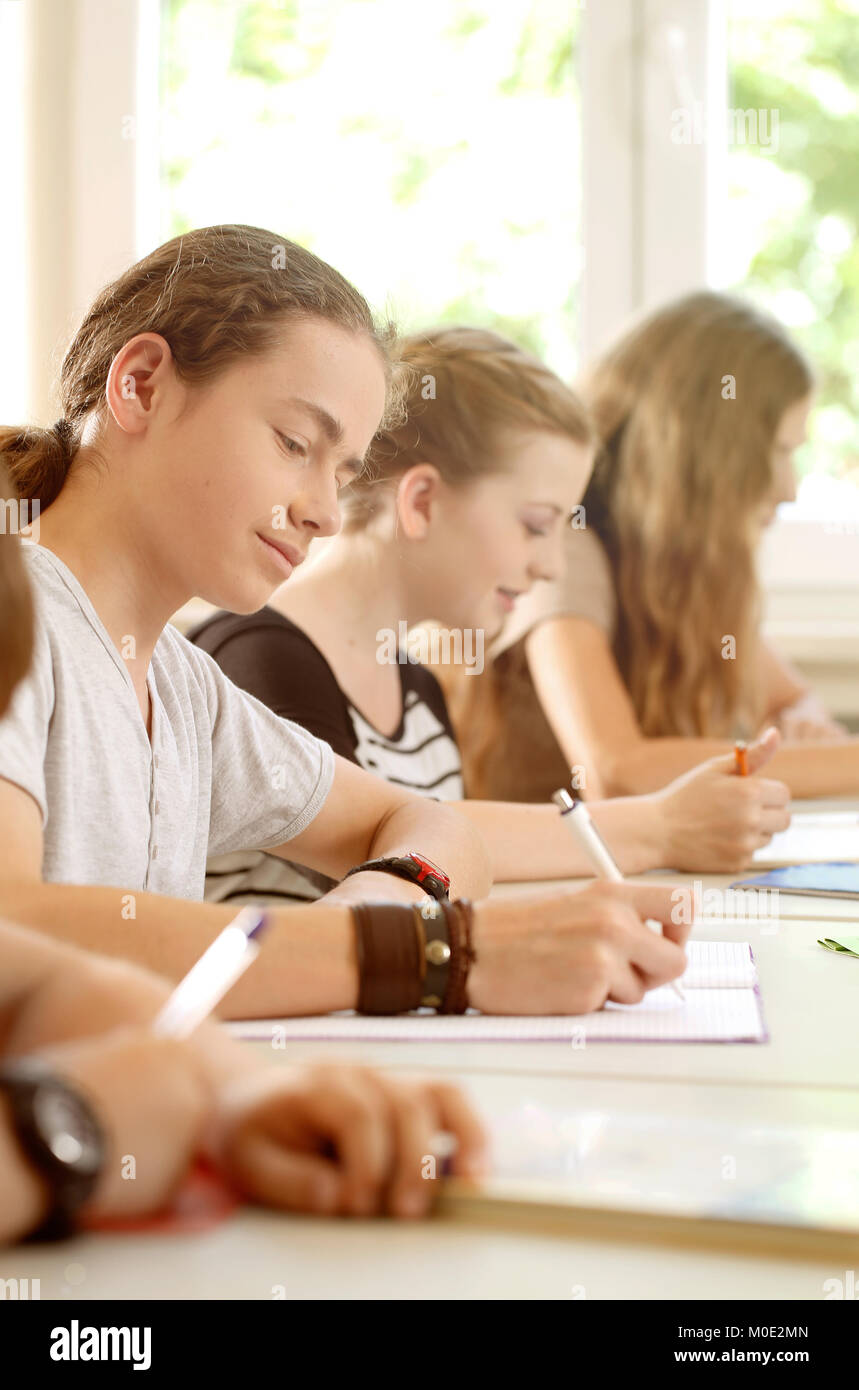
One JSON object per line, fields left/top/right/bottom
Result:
{"left": 817, "top": 935, "right": 859, "bottom": 958}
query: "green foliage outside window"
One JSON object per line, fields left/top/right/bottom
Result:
{"left": 160, "top": 0, "right": 858, "bottom": 489}
{"left": 728, "top": 0, "right": 859, "bottom": 486}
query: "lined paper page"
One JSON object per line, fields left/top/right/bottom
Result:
{"left": 228, "top": 942, "right": 766, "bottom": 1044}
{"left": 753, "top": 813, "right": 859, "bottom": 867}
{"left": 679, "top": 941, "right": 756, "bottom": 988}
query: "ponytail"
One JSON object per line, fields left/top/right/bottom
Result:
{"left": 0, "top": 420, "right": 79, "bottom": 509}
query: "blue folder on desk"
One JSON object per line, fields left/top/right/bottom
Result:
{"left": 733, "top": 862, "right": 859, "bottom": 898}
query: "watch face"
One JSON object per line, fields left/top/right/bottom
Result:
{"left": 406, "top": 853, "right": 450, "bottom": 891}
{"left": 34, "top": 1085, "right": 104, "bottom": 1178}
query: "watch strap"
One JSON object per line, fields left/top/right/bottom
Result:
{"left": 343, "top": 855, "right": 450, "bottom": 901}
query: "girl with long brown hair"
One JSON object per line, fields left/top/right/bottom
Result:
{"left": 192, "top": 324, "right": 790, "bottom": 895}
{"left": 470, "top": 292, "right": 859, "bottom": 803}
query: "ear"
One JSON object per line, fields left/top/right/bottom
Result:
{"left": 396, "top": 463, "right": 443, "bottom": 540}
{"left": 104, "top": 333, "right": 175, "bottom": 437}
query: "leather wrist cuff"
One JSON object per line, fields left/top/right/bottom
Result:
{"left": 351, "top": 899, "right": 477, "bottom": 1016}
{"left": 352, "top": 902, "right": 424, "bottom": 1014}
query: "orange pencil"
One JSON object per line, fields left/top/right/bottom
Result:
{"left": 734, "top": 740, "right": 749, "bottom": 777}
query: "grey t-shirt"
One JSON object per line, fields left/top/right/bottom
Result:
{"left": 0, "top": 545, "right": 335, "bottom": 899}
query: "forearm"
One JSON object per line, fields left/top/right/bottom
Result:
{"left": 0, "top": 948, "right": 263, "bottom": 1096}
{"left": 275, "top": 755, "right": 492, "bottom": 899}
{"left": 456, "top": 799, "right": 664, "bottom": 881}
{"left": 766, "top": 740, "right": 859, "bottom": 797}
{"left": 604, "top": 735, "right": 859, "bottom": 799}
{"left": 358, "top": 799, "right": 493, "bottom": 900}
{"left": 0, "top": 882, "right": 357, "bottom": 1019}
{"left": 601, "top": 738, "right": 732, "bottom": 795}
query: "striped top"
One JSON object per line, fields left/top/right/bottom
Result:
{"left": 189, "top": 607, "right": 463, "bottom": 906}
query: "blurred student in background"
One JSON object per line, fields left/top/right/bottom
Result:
{"left": 466, "top": 293, "right": 859, "bottom": 804}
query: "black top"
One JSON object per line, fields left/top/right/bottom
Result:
{"left": 187, "top": 607, "right": 465, "bottom": 908}
{"left": 189, "top": 607, "right": 464, "bottom": 798}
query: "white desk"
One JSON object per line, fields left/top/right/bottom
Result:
{"left": 8, "top": 1071, "right": 854, "bottom": 1301}
{"left": 9, "top": 798, "right": 859, "bottom": 1300}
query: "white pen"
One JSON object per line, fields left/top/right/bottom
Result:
{"left": 153, "top": 908, "right": 272, "bottom": 1038}
{"left": 552, "top": 788, "right": 686, "bottom": 1000}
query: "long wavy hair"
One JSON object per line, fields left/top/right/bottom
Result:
{"left": 581, "top": 291, "right": 814, "bottom": 738}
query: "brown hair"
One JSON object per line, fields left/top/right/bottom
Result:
{"left": 1, "top": 224, "right": 407, "bottom": 511}
{"left": 0, "top": 461, "right": 35, "bottom": 717}
{"left": 581, "top": 291, "right": 814, "bottom": 737}
{"left": 342, "top": 325, "right": 594, "bottom": 528}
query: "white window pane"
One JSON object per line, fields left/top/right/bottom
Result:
{"left": 0, "top": 0, "right": 28, "bottom": 423}
{"left": 159, "top": 0, "right": 582, "bottom": 376}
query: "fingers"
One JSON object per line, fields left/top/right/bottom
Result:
{"left": 726, "top": 775, "right": 790, "bottom": 851}
{"left": 758, "top": 802, "right": 791, "bottom": 835}
{"left": 231, "top": 1129, "right": 343, "bottom": 1215}
{"left": 572, "top": 911, "right": 686, "bottom": 1001}
{"left": 626, "top": 929, "right": 688, "bottom": 990}
{"left": 611, "top": 881, "right": 678, "bottom": 923}
{"left": 707, "top": 727, "right": 781, "bottom": 778}
{"left": 612, "top": 882, "right": 691, "bottom": 940}
{"left": 745, "top": 725, "right": 781, "bottom": 774}
{"left": 755, "top": 775, "right": 790, "bottom": 808}
{"left": 298, "top": 1070, "right": 395, "bottom": 1216}
{"left": 610, "top": 908, "right": 688, "bottom": 986}
{"left": 375, "top": 1081, "right": 439, "bottom": 1218}
{"left": 423, "top": 1080, "right": 490, "bottom": 1179}
{"left": 576, "top": 888, "right": 690, "bottom": 985}
{"left": 604, "top": 957, "right": 650, "bottom": 1006}
{"left": 229, "top": 1066, "right": 485, "bottom": 1221}
{"left": 369, "top": 1075, "right": 489, "bottom": 1216}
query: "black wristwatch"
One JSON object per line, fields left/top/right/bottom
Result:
{"left": 343, "top": 852, "right": 451, "bottom": 901}
{"left": 0, "top": 1058, "right": 107, "bottom": 1242}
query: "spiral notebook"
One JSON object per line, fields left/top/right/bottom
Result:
{"left": 229, "top": 941, "right": 767, "bottom": 1044}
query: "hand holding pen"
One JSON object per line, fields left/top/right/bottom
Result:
{"left": 553, "top": 788, "right": 686, "bottom": 1001}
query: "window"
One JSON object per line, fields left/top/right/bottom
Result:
{"left": 722, "top": 0, "right": 859, "bottom": 521}
{"left": 159, "top": 0, "right": 583, "bottom": 376}
{"left": 0, "top": 0, "right": 28, "bottom": 424}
